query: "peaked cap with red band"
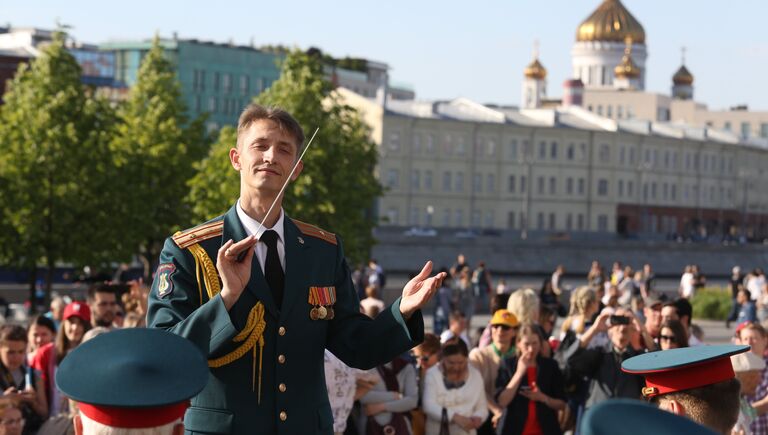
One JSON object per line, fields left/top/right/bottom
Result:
{"left": 56, "top": 328, "right": 208, "bottom": 428}
{"left": 621, "top": 344, "right": 750, "bottom": 398}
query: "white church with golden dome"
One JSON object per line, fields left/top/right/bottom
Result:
{"left": 524, "top": 0, "right": 768, "bottom": 140}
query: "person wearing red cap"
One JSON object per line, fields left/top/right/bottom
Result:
{"left": 622, "top": 344, "right": 747, "bottom": 434}
{"left": 31, "top": 301, "right": 92, "bottom": 418}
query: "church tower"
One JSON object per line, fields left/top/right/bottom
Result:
{"left": 672, "top": 48, "right": 694, "bottom": 100}
{"left": 572, "top": 0, "right": 647, "bottom": 90}
{"left": 522, "top": 44, "right": 547, "bottom": 109}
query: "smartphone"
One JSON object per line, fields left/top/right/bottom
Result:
{"left": 610, "top": 315, "right": 630, "bottom": 325}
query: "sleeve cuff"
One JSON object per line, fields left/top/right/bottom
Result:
{"left": 390, "top": 297, "right": 424, "bottom": 344}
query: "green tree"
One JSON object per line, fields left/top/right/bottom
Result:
{"left": 0, "top": 32, "right": 120, "bottom": 307}
{"left": 111, "top": 37, "right": 209, "bottom": 279}
{"left": 187, "top": 49, "right": 382, "bottom": 263}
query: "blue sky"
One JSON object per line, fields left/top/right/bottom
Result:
{"left": 3, "top": 0, "right": 767, "bottom": 110}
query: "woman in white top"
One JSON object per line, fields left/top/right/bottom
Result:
{"left": 423, "top": 340, "right": 488, "bottom": 435}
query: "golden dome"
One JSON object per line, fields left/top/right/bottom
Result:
{"left": 615, "top": 47, "right": 640, "bottom": 79}
{"left": 524, "top": 58, "right": 547, "bottom": 80}
{"left": 673, "top": 65, "right": 693, "bottom": 85}
{"left": 577, "top": 0, "right": 646, "bottom": 44}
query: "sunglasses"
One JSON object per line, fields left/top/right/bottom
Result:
{"left": 491, "top": 324, "right": 514, "bottom": 331}
{"left": 659, "top": 335, "right": 676, "bottom": 343}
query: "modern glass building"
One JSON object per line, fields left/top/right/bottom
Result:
{"left": 100, "top": 38, "right": 282, "bottom": 129}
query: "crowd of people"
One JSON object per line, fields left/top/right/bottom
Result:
{"left": 1, "top": 256, "right": 767, "bottom": 434}
{"left": 324, "top": 255, "right": 768, "bottom": 435}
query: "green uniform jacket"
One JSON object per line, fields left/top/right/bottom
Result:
{"left": 147, "top": 205, "right": 424, "bottom": 435}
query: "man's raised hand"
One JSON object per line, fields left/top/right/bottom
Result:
{"left": 399, "top": 261, "right": 447, "bottom": 319}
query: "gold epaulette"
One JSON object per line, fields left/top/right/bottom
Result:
{"left": 172, "top": 220, "right": 224, "bottom": 249}
{"left": 293, "top": 219, "right": 337, "bottom": 245}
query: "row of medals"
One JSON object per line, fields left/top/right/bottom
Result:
{"left": 310, "top": 305, "right": 335, "bottom": 320}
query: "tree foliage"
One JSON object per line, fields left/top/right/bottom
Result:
{"left": 0, "top": 32, "right": 119, "bottom": 298}
{"left": 110, "top": 37, "right": 209, "bottom": 276}
{"left": 187, "top": 49, "right": 382, "bottom": 263}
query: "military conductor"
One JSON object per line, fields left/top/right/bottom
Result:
{"left": 147, "top": 104, "right": 446, "bottom": 434}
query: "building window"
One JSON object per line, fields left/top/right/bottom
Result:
{"left": 550, "top": 142, "right": 558, "bottom": 159}
{"left": 567, "top": 143, "right": 575, "bottom": 160}
{"left": 597, "top": 105, "right": 603, "bottom": 116}
{"left": 617, "top": 105, "right": 623, "bottom": 119}
{"left": 473, "top": 174, "right": 482, "bottom": 193}
{"left": 442, "top": 172, "right": 452, "bottom": 192}
{"left": 386, "top": 169, "right": 399, "bottom": 189}
{"left": 566, "top": 214, "right": 573, "bottom": 230}
{"left": 223, "top": 73, "right": 232, "bottom": 93}
{"left": 455, "top": 172, "right": 464, "bottom": 192}
{"left": 537, "top": 176, "right": 545, "bottom": 194}
{"left": 597, "top": 215, "right": 608, "bottom": 232}
{"left": 549, "top": 213, "right": 556, "bottom": 230}
{"left": 386, "top": 208, "right": 399, "bottom": 225}
{"left": 549, "top": 177, "right": 557, "bottom": 195}
{"left": 566, "top": 177, "right": 574, "bottom": 194}
{"left": 424, "top": 171, "right": 433, "bottom": 190}
{"left": 443, "top": 135, "right": 454, "bottom": 155}
{"left": 409, "top": 207, "right": 419, "bottom": 226}
{"left": 579, "top": 143, "right": 587, "bottom": 161}
{"left": 388, "top": 132, "right": 401, "bottom": 151}
{"left": 194, "top": 95, "right": 201, "bottom": 112}
{"left": 577, "top": 214, "right": 585, "bottom": 230}
{"left": 741, "top": 122, "right": 751, "bottom": 138}
{"left": 455, "top": 209, "right": 464, "bottom": 227}
{"left": 472, "top": 211, "right": 481, "bottom": 227}
{"left": 412, "top": 134, "right": 421, "bottom": 154}
{"left": 520, "top": 176, "right": 527, "bottom": 193}
{"left": 487, "top": 174, "right": 495, "bottom": 193}
{"left": 606, "top": 105, "right": 613, "bottom": 118}
{"left": 507, "top": 212, "right": 516, "bottom": 229}
{"left": 597, "top": 179, "right": 608, "bottom": 196}
{"left": 411, "top": 170, "right": 420, "bottom": 190}
{"left": 208, "top": 96, "right": 217, "bottom": 112}
{"left": 508, "top": 175, "right": 516, "bottom": 193}
{"left": 509, "top": 139, "right": 519, "bottom": 161}
{"left": 456, "top": 136, "right": 466, "bottom": 155}
{"left": 629, "top": 147, "right": 636, "bottom": 165}
{"left": 537, "top": 213, "right": 545, "bottom": 230}
{"left": 761, "top": 123, "right": 768, "bottom": 138}
{"left": 520, "top": 212, "right": 527, "bottom": 229}
{"left": 240, "top": 75, "right": 249, "bottom": 95}
{"left": 627, "top": 181, "right": 634, "bottom": 197}
{"left": 651, "top": 183, "right": 657, "bottom": 199}
{"left": 619, "top": 146, "right": 626, "bottom": 165}
{"left": 724, "top": 121, "right": 732, "bottom": 131}
{"left": 213, "top": 72, "right": 220, "bottom": 91}
{"left": 485, "top": 211, "right": 494, "bottom": 227}
{"left": 425, "top": 134, "right": 435, "bottom": 152}
{"left": 671, "top": 184, "right": 677, "bottom": 200}
{"left": 487, "top": 140, "right": 496, "bottom": 157}
{"left": 618, "top": 180, "right": 624, "bottom": 197}
{"left": 577, "top": 178, "right": 585, "bottom": 195}
{"left": 538, "top": 141, "right": 547, "bottom": 160}
{"left": 442, "top": 209, "right": 451, "bottom": 227}
{"left": 599, "top": 144, "right": 610, "bottom": 163}
{"left": 662, "top": 183, "right": 668, "bottom": 200}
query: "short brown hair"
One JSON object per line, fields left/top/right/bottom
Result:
{"left": 653, "top": 378, "right": 740, "bottom": 434}
{"left": 0, "top": 325, "right": 27, "bottom": 346}
{"left": 237, "top": 104, "right": 305, "bottom": 154}
{"left": 417, "top": 333, "right": 441, "bottom": 356}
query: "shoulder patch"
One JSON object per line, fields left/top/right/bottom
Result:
{"left": 172, "top": 220, "right": 224, "bottom": 249}
{"left": 156, "top": 263, "right": 176, "bottom": 298}
{"left": 293, "top": 219, "right": 337, "bottom": 245}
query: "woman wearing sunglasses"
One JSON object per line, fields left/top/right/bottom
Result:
{"left": 658, "top": 320, "right": 688, "bottom": 350}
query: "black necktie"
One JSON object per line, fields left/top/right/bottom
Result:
{"left": 260, "top": 230, "right": 285, "bottom": 308}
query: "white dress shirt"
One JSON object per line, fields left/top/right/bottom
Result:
{"left": 235, "top": 200, "right": 286, "bottom": 273}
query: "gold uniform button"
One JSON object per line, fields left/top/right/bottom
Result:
{"left": 279, "top": 411, "right": 287, "bottom": 421}
{"left": 278, "top": 326, "right": 286, "bottom": 336}
{"left": 278, "top": 354, "right": 286, "bottom": 364}
{"left": 279, "top": 383, "right": 286, "bottom": 392}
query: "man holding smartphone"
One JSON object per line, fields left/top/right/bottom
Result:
{"left": 564, "top": 309, "right": 649, "bottom": 409}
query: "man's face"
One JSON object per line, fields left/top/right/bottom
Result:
{"left": 91, "top": 292, "right": 117, "bottom": 326}
{"left": 0, "top": 407, "right": 23, "bottom": 435}
{"left": 491, "top": 324, "right": 516, "bottom": 348}
{"left": 230, "top": 120, "right": 302, "bottom": 196}
{"left": 644, "top": 304, "right": 663, "bottom": 334}
{"left": 28, "top": 325, "right": 53, "bottom": 351}
{"left": 0, "top": 341, "right": 26, "bottom": 372}
{"left": 661, "top": 306, "right": 679, "bottom": 324}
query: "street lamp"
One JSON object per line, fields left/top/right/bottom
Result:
{"left": 426, "top": 205, "right": 434, "bottom": 226}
